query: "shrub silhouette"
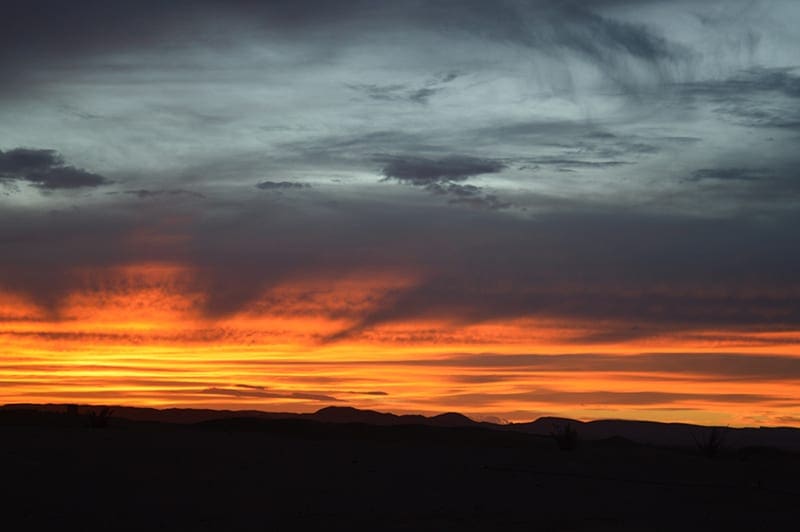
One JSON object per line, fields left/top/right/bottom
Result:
{"left": 87, "top": 407, "right": 113, "bottom": 429}
{"left": 551, "top": 423, "right": 579, "bottom": 451}
{"left": 693, "top": 426, "right": 726, "bottom": 459}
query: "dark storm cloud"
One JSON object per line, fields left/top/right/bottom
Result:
{"left": 0, "top": 148, "right": 110, "bottom": 190}
{"left": 381, "top": 156, "right": 506, "bottom": 185}
{"left": 255, "top": 181, "right": 311, "bottom": 190}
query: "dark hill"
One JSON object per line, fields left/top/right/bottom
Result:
{"left": 3, "top": 402, "right": 800, "bottom": 451}
{"left": 510, "top": 417, "right": 800, "bottom": 451}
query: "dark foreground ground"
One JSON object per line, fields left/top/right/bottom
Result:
{"left": 1, "top": 411, "right": 798, "bottom": 531}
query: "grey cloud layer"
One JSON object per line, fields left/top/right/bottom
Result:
{"left": 2, "top": 195, "right": 798, "bottom": 338}
{"left": 1, "top": 0, "right": 799, "bottom": 337}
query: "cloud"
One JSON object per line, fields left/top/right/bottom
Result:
{"left": 0, "top": 148, "right": 110, "bottom": 190}
{"left": 2, "top": 0, "right": 800, "bottom": 423}
{"left": 255, "top": 181, "right": 311, "bottom": 190}
{"left": 2, "top": 193, "right": 800, "bottom": 332}
{"left": 411, "top": 352, "right": 800, "bottom": 382}
{"left": 682, "top": 67, "right": 800, "bottom": 101}
{"left": 348, "top": 83, "right": 443, "bottom": 105}
{"left": 381, "top": 155, "right": 506, "bottom": 186}
{"left": 678, "top": 67, "right": 800, "bottom": 129}
{"left": 378, "top": 155, "right": 510, "bottom": 210}
{"left": 557, "top": 4, "right": 686, "bottom": 65}
{"left": 319, "top": 207, "right": 800, "bottom": 340}
{"left": 0, "top": 1, "right": 690, "bottom": 85}
{"left": 1, "top": 0, "right": 799, "bottom": 335}
{"left": 425, "top": 182, "right": 512, "bottom": 210}
{"left": 408, "top": 87, "right": 441, "bottom": 104}
{"left": 201, "top": 386, "right": 339, "bottom": 402}
{"left": 347, "top": 71, "right": 460, "bottom": 105}
{"left": 688, "top": 168, "right": 765, "bottom": 182}
{"left": 0, "top": 148, "right": 62, "bottom": 173}
{"left": 442, "top": 388, "right": 781, "bottom": 407}
{"left": 427, "top": 183, "right": 483, "bottom": 197}
{"left": 522, "top": 157, "right": 629, "bottom": 170}
{"left": 189, "top": 383, "right": 384, "bottom": 401}
{"left": 405, "top": 1, "right": 691, "bottom": 85}
{"left": 29, "top": 166, "right": 110, "bottom": 189}
{"left": 121, "top": 189, "right": 205, "bottom": 199}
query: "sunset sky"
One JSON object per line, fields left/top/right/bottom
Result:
{"left": 1, "top": 0, "right": 799, "bottom": 426}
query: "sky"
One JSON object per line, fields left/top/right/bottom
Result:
{"left": 1, "top": 0, "right": 799, "bottom": 426}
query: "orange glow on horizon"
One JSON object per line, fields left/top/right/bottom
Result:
{"left": 1, "top": 264, "right": 799, "bottom": 428}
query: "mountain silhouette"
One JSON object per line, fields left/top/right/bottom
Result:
{"left": 3, "top": 403, "right": 800, "bottom": 451}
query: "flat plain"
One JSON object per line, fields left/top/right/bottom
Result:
{"left": 1, "top": 407, "right": 798, "bottom": 531}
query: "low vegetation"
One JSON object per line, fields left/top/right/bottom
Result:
{"left": 87, "top": 407, "right": 114, "bottom": 429}
{"left": 551, "top": 422, "right": 579, "bottom": 451}
{"left": 693, "top": 426, "right": 726, "bottom": 459}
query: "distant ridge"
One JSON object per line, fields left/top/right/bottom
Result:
{"left": 312, "top": 406, "right": 481, "bottom": 428}
{"left": 3, "top": 403, "right": 800, "bottom": 451}
{"left": 508, "top": 416, "right": 800, "bottom": 452}
{"left": 312, "top": 405, "right": 427, "bottom": 425}
{"left": 430, "top": 412, "right": 477, "bottom": 427}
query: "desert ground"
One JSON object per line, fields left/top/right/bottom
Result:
{"left": 1, "top": 408, "right": 798, "bottom": 531}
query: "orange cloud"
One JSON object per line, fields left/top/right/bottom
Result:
{"left": 1, "top": 266, "right": 799, "bottom": 428}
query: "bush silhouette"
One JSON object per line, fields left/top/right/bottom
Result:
{"left": 551, "top": 423, "right": 579, "bottom": 451}
{"left": 86, "top": 407, "right": 113, "bottom": 429}
{"left": 693, "top": 426, "right": 726, "bottom": 459}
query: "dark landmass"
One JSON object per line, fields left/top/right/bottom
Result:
{"left": 5, "top": 403, "right": 800, "bottom": 451}
{"left": 1, "top": 404, "right": 799, "bottom": 530}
